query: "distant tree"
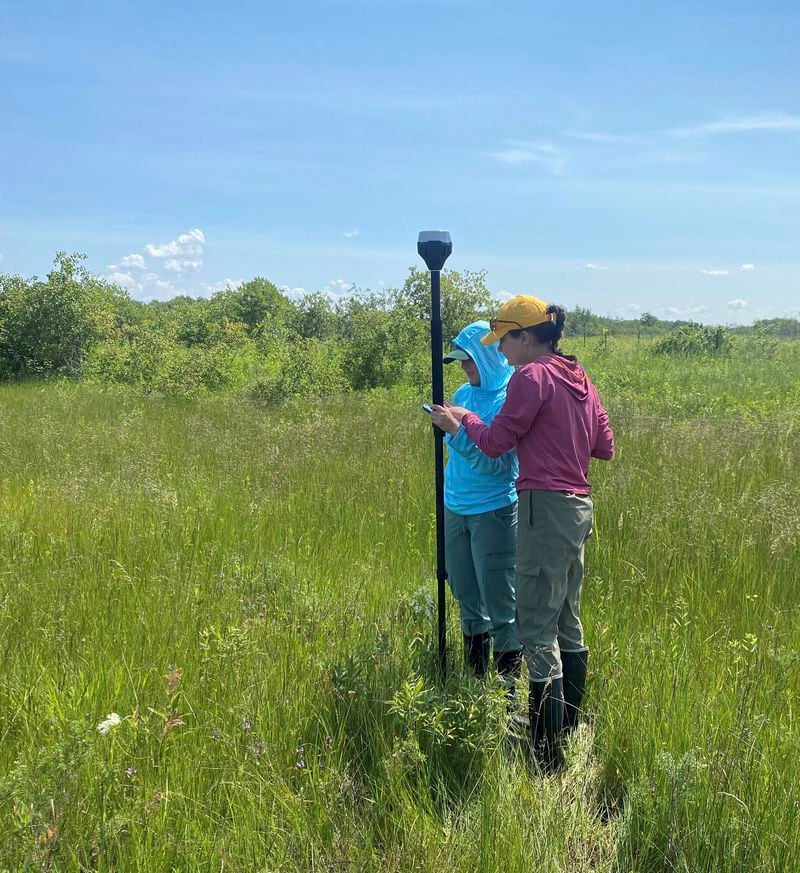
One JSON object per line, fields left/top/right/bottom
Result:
{"left": 392, "top": 267, "right": 493, "bottom": 342}
{"left": 211, "top": 278, "right": 295, "bottom": 335}
{"left": 640, "top": 312, "right": 657, "bottom": 329}
{"left": 0, "top": 252, "right": 125, "bottom": 377}
{"left": 637, "top": 311, "right": 657, "bottom": 343}
{"left": 292, "top": 292, "right": 339, "bottom": 341}
{"left": 148, "top": 296, "right": 216, "bottom": 346}
{"left": 653, "top": 323, "right": 732, "bottom": 357}
{"left": 568, "top": 306, "right": 600, "bottom": 345}
{"left": 335, "top": 291, "right": 426, "bottom": 390}
{"left": 751, "top": 317, "right": 800, "bottom": 340}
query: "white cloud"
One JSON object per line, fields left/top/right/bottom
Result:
{"left": 342, "top": 229, "right": 359, "bottom": 239}
{"left": 319, "top": 278, "right": 353, "bottom": 300}
{"left": 102, "top": 229, "right": 212, "bottom": 300}
{"left": 280, "top": 285, "right": 306, "bottom": 299}
{"left": 488, "top": 140, "right": 566, "bottom": 174}
{"left": 144, "top": 228, "right": 205, "bottom": 259}
{"left": 585, "top": 263, "right": 608, "bottom": 271}
{"left": 667, "top": 113, "right": 800, "bottom": 138}
{"left": 119, "top": 253, "right": 146, "bottom": 270}
{"left": 200, "top": 278, "right": 243, "bottom": 295}
{"left": 726, "top": 299, "right": 748, "bottom": 310}
{"left": 146, "top": 276, "right": 180, "bottom": 300}
{"left": 106, "top": 271, "right": 139, "bottom": 291}
{"left": 103, "top": 265, "right": 184, "bottom": 301}
{"left": 164, "top": 258, "right": 203, "bottom": 273}
{"left": 137, "top": 229, "right": 206, "bottom": 274}
{"left": 0, "top": 253, "right": 4, "bottom": 262}
{"left": 566, "top": 131, "right": 632, "bottom": 144}
{"left": 654, "top": 304, "right": 708, "bottom": 318}
{"left": 740, "top": 263, "right": 755, "bottom": 271}
{"left": 701, "top": 269, "right": 730, "bottom": 276}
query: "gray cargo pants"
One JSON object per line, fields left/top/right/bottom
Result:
{"left": 515, "top": 489, "right": 593, "bottom": 681}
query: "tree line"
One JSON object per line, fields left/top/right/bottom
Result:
{"left": 0, "top": 253, "right": 796, "bottom": 398}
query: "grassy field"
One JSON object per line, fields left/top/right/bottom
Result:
{"left": 1, "top": 338, "right": 799, "bottom": 871}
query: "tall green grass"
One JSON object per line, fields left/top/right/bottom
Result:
{"left": 1, "top": 339, "right": 799, "bottom": 871}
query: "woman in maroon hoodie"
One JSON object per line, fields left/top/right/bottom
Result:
{"left": 431, "top": 295, "right": 614, "bottom": 773}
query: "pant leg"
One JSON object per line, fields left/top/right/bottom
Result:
{"left": 445, "top": 507, "right": 490, "bottom": 637}
{"left": 557, "top": 543, "right": 589, "bottom": 654}
{"left": 557, "top": 497, "right": 593, "bottom": 654}
{"left": 468, "top": 502, "right": 520, "bottom": 653}
{"left": 514, "top": 491, "right": 563, "bottom": 681}
{"left": 515, "top": 491, "right": 593, "bottom": 682}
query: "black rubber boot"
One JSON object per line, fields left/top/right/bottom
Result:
{"left": 528, "top": 677, "right": 566, "bottom": 775}
{"left": 562, "top": 649, "right": 589, "bottom": 736}
{"left": 463, "top": 632, "right": 490, "bottom": 678}
{"left": 494, "top": 649, "right": 523, "bottom": 704}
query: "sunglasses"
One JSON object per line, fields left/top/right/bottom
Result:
{"left": 489, "top": 317, "right": 525, "bottom": 333}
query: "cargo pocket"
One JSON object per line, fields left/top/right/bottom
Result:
{"left": 517, "top": 491, "right": 549, "bottom": 575}
{"left": 484, "top": 550, "right": 515, "bottom": 571}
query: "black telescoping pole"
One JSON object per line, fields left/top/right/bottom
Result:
{"left": 417, "top": 231, "right": 452, "bottom": 681}
{"left": 430, "top": 267, "right": 447, "bottom": 679}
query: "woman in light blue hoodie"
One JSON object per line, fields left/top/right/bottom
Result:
{"left": 443, "top": 320, "right": 521, "bottom": 688}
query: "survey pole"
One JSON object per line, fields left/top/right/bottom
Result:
{"left": 417, "top": 231, "right": 453, "bottom": 679}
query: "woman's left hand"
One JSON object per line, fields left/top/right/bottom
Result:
{"left": 430, "top": 404, "right": 467, "bottom": 435}
{"left": 444, "top": 403, "right": 469, "bottom": 421}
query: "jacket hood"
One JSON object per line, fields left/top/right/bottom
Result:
{"left": 451, "top": 320, "right": 514, "bottom": 394}
{"left": 538, "top": 354, "right": 590, "bottom": 400}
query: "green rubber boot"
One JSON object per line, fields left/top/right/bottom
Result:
{"left": 562, "top": 649, "right": 589, "bottom": 736}
{"left": 528, "top": 676, "right": 566, "bottom": 775}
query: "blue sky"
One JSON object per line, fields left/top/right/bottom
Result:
{"left": 1, "top": 0, "right": 799, "bottom": 324}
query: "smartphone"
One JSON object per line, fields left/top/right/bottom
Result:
{"left": 421, "top": 403, "right": 433, "bottom": 414}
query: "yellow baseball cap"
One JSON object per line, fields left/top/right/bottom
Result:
{"left": 481, "top": 295, "right": 553, "bottom": 345}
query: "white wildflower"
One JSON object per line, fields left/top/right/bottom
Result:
{"left": 97, "top": 712, "right": 122, "bottom": 735}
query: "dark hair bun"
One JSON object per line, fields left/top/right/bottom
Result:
{"left": 530, "top": 303, "right": 565, "bottom": 348}
{"left": 547, "top": 305, "right": 566, "bottom": 339}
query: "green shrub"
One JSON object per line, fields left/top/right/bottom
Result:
{"left": 246, "top": 338, "right": 348, "bottom": 402}
{"left": 86, "top": 331, "right": 261, "bottom": 397}
{"left": 0, "top": 253, "right": 125, "bottom": 377}
{"left": 84, "top": 329, "right": 170, "bottom": 387}
{"left": 653, "top": 323, "right": 733, "bottom": 356}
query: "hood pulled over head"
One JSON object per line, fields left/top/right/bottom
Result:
{"left": 447, "top": 320, "right": 514, "bottom": 393}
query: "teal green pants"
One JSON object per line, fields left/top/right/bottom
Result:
{"left": 444, "top": 503, "right": 521, "bottom": 653}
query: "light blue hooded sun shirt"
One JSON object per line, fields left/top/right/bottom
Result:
{"left": 444, "top": 320, "right": 518, "bottom": 515}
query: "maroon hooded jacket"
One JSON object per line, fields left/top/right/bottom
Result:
{"left": 461, "top": 354, "right": 614, "bottom": 494}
